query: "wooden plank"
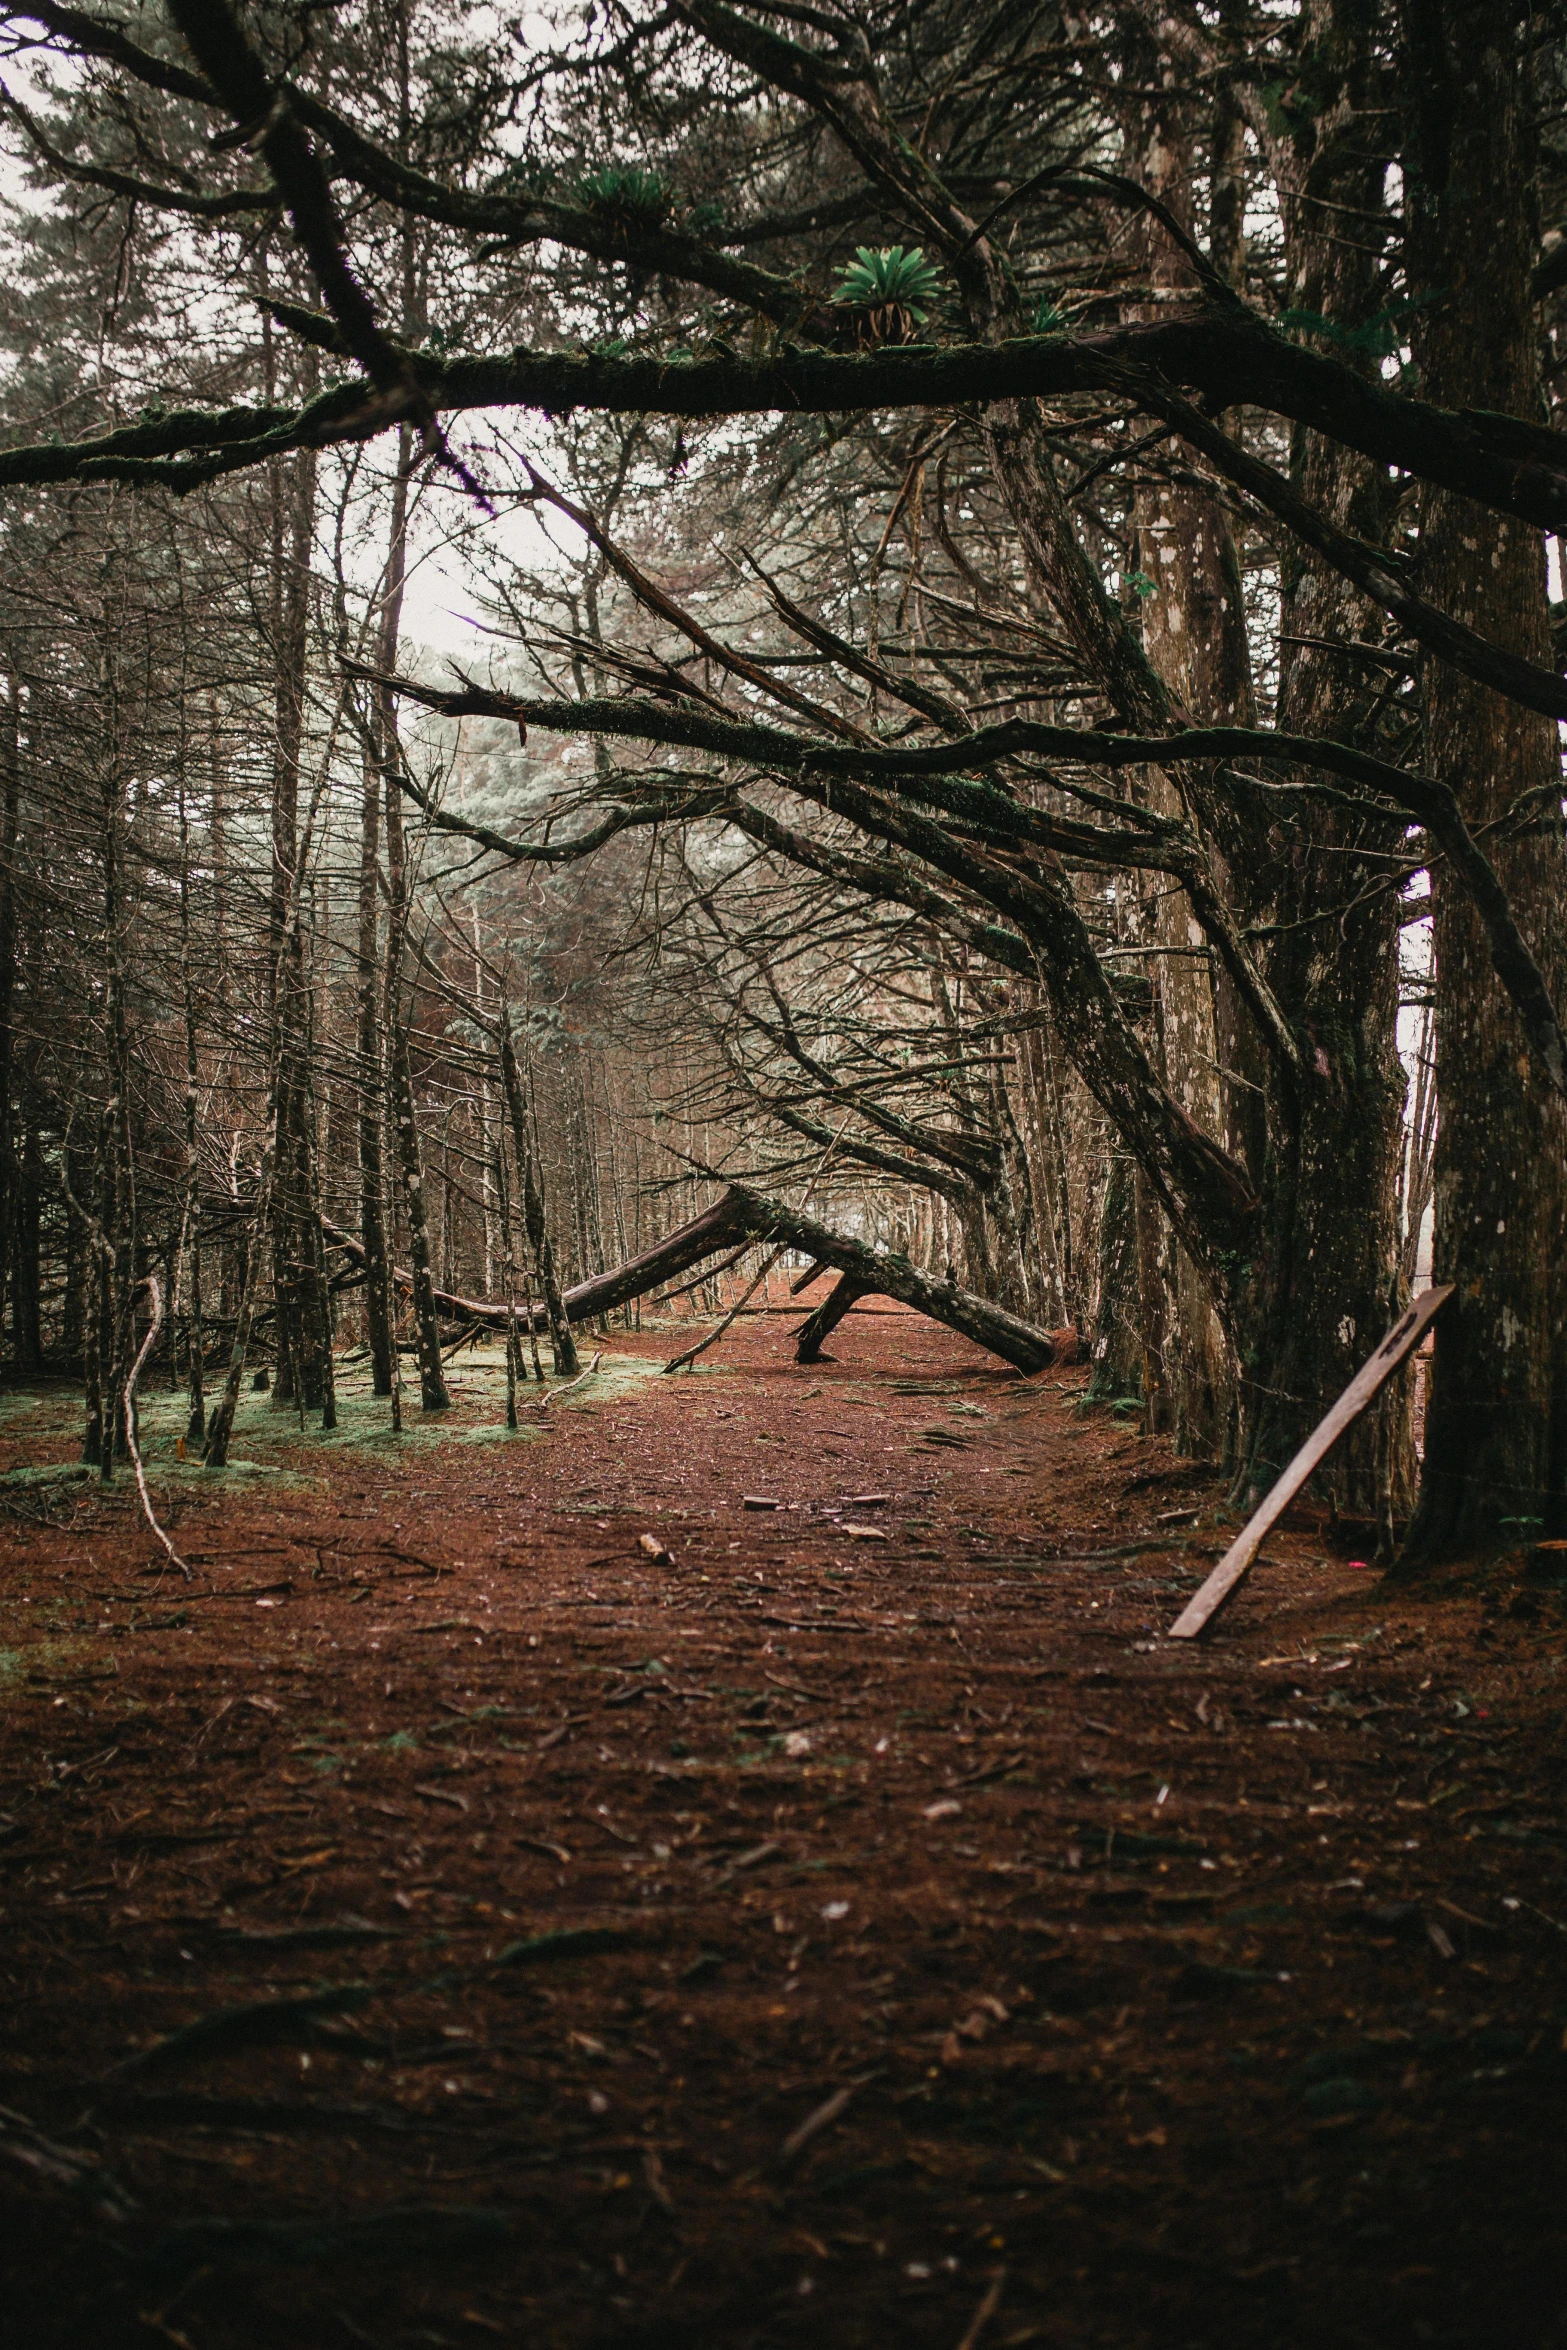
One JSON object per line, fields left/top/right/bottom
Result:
{"left": 1167, "top": 1285, "right": 1453, "bottom": 1641}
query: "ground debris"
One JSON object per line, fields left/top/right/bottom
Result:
{"left": 494, "top": 1925, "right": 640, "bottom": 1967}
{"left": 0, "top": 2103, "right": 137, "bottom": 2221}
{"left": 120, "top": 2203, "right": 513, "bottom": 2273}
{"left": 101, "top": 1987, "right": 374, "bottom": 2080}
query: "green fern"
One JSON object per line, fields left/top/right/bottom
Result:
{"left": 834, "top": 244, "right": 942, "bottom": 318}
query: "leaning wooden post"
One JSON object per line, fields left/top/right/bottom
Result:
{"left": 1167, "top": 1286, "right": 1454, "bottom": 1640}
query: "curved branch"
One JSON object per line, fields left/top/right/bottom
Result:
{"left": 392, "top": 763, "right": 681, "bottom": 865}
{"left": 162, "top": 0, "right": 414, "bottom": 414}
{"left": 1106, "top": 359, "right": 1567, "bottom": 722}
{"left": 0, "top": 85, "right": 277, "bottom": 217}
{"left": 373, "top": 668, "right": 1567, "bottom": 1105}
{"left": 724, "top": 799, "right": 1039, "bottom": 975}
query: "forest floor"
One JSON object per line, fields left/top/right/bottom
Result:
{"left": 1, "top": 1303, "right": 1565, "bottom": 2350}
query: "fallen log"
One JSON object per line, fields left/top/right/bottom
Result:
{"left": 324, "top": 1186, "right": 1058, "bottom": 1375}
{"left": 725, "top": 1185, "right": 1058, "bottom": 1374}
{"left": 323, "top": 1191, "right": 751, "bottom": 1335}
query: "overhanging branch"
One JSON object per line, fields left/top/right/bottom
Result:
{"left": 375, "top": 668, "right": 1567, "bottom": 1104}
{"left": 1, "top": 316, "right": 1564, "bottom": 542}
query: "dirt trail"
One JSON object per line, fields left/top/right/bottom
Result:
{"left": 1, "top": 1304, "right": 1564, "bottom": 2348}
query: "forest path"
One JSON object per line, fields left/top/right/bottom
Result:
{"left": 0, "top": 1305, "right": 1564, "bottom": 2348}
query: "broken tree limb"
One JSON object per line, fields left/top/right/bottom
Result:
{"left": 793, "top": 1274, "right": 873, "bottom": 1362}
{"left": 649, "top": 1238, "right": 754, "bottom": 1309}
{"left": 1167, "top": 1285, "right": 1454, "bottom": 1640}
{"left": 323, "top": 1189, "right": 752, "bottom": 1335}
{"left": 663, "top": 1246, "right": 787, "bottom": 1374}
{"left": 324, "top": 1184, "right": 1061, "bottom": 1374}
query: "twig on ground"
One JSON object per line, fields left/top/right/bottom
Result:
{"left": 526, "top": 1350, "right": 604, "bottom": 1412}
{"left": 780, "top": 2081, "right": 856, "bottom": 2161}
{"left": 955, "top": 2269, "right": 1007, "bottom": 2350}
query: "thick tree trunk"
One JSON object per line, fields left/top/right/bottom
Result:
{"left": 1244, "top": 3, "right": 1410, "bottom": 1516}
{"left": 324, "top": 1192, "right": 752, "bottom": 1333}
{"left": 723, "top": 1187, "right": 1060, "bottom": 1373}
{"left": 1400, "top": 0, "right": 1567, "bottom": 1557}
{"left": 1119, "top": 55, "right": 1251, "bottom": 1461}
{"left": 1089, "top": 1149, "right": 1144, "bottom": 1405}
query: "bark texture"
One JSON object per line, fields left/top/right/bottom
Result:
{"left": 1245, "top": 1, "right": 1410, "bottom": 1514}
{"left": 1401, "top": 0, "right": 1567, "bottom": 1556}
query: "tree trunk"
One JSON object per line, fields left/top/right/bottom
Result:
{"left": 498, "top": 1005, "right": 578, "bottom": 1376}
{"left": 371, "top": 402, "right": 448, "bottom": 1414}
{"left": 794, "top": 1274, "right": 871, "bottom": 1362}
{"left": 1088, "top": 1148, "right": 1144, "bottom": 1405}
{"left": 177, "top": 777, "right": 205, "bottom": 1443}
{"left": 1117, "top": 38, "right": 1250, "bottom": 1459}
{"left": 266, "top": 445, "right": 318, "bottom": 1408}
{"left": 379, "top": 748, "right": 448, "bottom": 1414}
{"left": 1400, "top": 0, "right": 1567, "bottom": 1557}
{"left": 325, "top": 1182, "right": 1061, "bottom": 1373}
{"left": 1241, "top": 2, "right": 1410, "bottom": 1518}
{"left": 205, "top": 1154, "right": 274, "bottom": 1470}
{"left": 356, "top": 748, "right": 395, "bottom": 1394}
{"left": 387, "top": 1022, "right": 451, "bottom": 1412}
{"left": 100, "top": 699, "right": 136, "bottom": 1474}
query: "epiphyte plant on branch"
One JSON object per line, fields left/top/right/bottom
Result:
{"left": 833, "top": 246, "right": 943, "bottom": 345}
{"left": 574, "top": 165, "right": 675, "bottom": 239}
